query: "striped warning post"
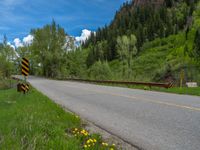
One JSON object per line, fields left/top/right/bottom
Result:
{"left": 21, "top": 58, "right": 29, "bottom": 76}
{"left": 20, "top": 83, "right": 29, "bottom": 93}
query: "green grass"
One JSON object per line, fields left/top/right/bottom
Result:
{"left": 96, "top": 82, "right": 200, "bottom": 96}
{"left": 128, "top": 85, "right": 200, "bottom": 96}
{"left": 154, "top": 87, "right": 200, "bottom": 96}
{"left": 129, "top": 85, "right": 200, "bottom": 96}
{"left": 127, "top": 85, "right": 200, "bottom": 96}
{"left": 0, "top": 88, "right": 117, "bottom": 150}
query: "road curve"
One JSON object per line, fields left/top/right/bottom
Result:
{"left": 28, "top": 76, "right": 200, "bottom": 150}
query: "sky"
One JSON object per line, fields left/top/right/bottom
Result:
{"left": 0, "top": 0, "right": 128, "bottom": 46}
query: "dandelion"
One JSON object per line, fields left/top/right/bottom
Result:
{"left": 102, "top": 142, "right": 108, "bottom": 146}
{"left": 102, "top": 142, "right": 106, "bottom": 146}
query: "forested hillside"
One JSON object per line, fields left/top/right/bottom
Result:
{"left": 84, "top": 0, "right": 196, "bottom": 63}
{"left": 80, "top": 0, "right": 200, "bottom": 84}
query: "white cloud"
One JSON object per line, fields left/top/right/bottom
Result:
{"left": 75, "top": 29, "right": 93, "bottom": 42}
{"left": 13, "top": 35, "right": 34, "bottom": 48}
{"left": 7, "top": 42, "right": 15, "bottom": 49}
{"left": 14, "top": 38, "right": 23, "bottom": 48}
{"left": 23, "top": 34, "right": 33, "bottom": 45}
{"left": 7, "top": 42, "right": 19, "bottom": 57}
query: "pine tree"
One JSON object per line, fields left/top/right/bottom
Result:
{"left": 193, "top": 28, "right": 200, "bottom": 62}
{"left": 164, "top": 0, "right": 174, "bottom": 7}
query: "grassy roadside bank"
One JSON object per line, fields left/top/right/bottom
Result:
{"left": 79, "top": 82, "right": 200, "bottom": 96}
{"left": 125, "top": 85, "right": 200, "bottom": 96}
{"left": 150, "top": 86, "right": 200, "bottom": 96}
{"left": 0, "top": 88, "right": 117, "bottom": 150}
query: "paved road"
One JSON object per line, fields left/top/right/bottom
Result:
{"left": 28, "top": 77, "right": 200, "bottom": 150}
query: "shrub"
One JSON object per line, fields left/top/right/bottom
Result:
{"left": 88, "top": 61, "right": 112, "bottom": 80}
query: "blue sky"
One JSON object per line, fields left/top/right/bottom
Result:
{"left": 0, "top": 0, "right": 128, "bottom": 44}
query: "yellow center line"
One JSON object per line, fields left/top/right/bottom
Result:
{"left": 63, "top": 83, "right": 200, "bottom": 112}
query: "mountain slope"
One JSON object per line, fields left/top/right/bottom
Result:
{"left": 84, "top": 0, "right": 195, "bottom": 64}
{"left": 66, "top": 0, "right": 200, "bottom": 84}
{"left": 108, "top": 1, "right": 200, "bottom": 83}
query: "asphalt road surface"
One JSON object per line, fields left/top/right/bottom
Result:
{"left": 27, "top": 76, "right": 200, "bottom": 150}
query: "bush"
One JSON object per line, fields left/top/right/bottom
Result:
{"left": 88, "top": 61, "right": 112, "bottom": 80}
{"left": 0, "top": 56, "right": 13, "bottom": 78}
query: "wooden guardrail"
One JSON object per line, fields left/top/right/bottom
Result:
{"left": 12, "top": 76, "right": 173, "bottom": 89}
{"left": 66, "top": 78, "right": 173, "bottom": 89}
{"left": 12, "top": 76, "right": 23, "bottom": 81}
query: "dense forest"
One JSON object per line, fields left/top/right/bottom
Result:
{"left": 1, "top": 0, "right": 200, "bottom": 85}
{"left": 82, "top": 0, "right": 200, "bottom": 83}
{"left": 84, "top": 0, "right": 197, "bottom": 63}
